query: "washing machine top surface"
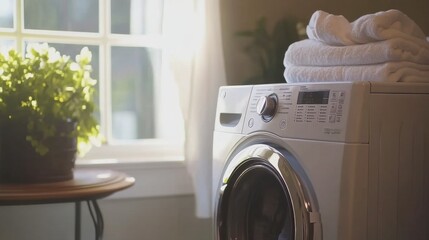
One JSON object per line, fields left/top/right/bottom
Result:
{"left": 215, "top": 81, "right": 429, "bottom": 143}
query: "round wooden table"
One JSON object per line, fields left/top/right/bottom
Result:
{"left": 0, "top": 168, "right": 135, "bottom": 240}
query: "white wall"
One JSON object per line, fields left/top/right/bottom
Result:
{"left": 0, "top": 195, "right": 211, "bottom": 240}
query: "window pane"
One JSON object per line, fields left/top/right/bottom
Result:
{"left": 0, "top": 0, "right": 14, "bottom": 28}
{"left": 23, "top": 0, "right": 99, "bottom": 32}
{"left": 25, "top": 42, "right": 101, "bottom": 122}
{"left": 0, "top": 39, "right": 15, "bottom": 53}
{"left": 47, "top": 43, "right": 100, "bottom": 122}
{"left": 111, "top": 0, "right": 164, "bottom": 35}
{"left": 111, "top": 46, "right": 161, "bottom": 140}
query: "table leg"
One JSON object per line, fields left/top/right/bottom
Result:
{"left": 75, "top": 202, "right": 81, "bottom": 240}
{"left": 87, "top": 200, "right": 104, "bottom": 240}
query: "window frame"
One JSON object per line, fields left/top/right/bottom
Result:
{"left": 0, "top": 0, "right": 185, "bottom": 164}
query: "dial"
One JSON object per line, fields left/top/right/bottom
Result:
{"left": 256, "top": 94, "right": 278, "bottom": 122}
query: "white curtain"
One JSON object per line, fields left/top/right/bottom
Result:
{"left": 164, "top": 0, "right": 227, "bottom": 218}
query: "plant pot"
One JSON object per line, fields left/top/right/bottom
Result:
{"left": 0, "top": 120, "right": 77, "bottom": 183}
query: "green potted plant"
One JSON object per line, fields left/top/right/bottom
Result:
{"left": 0, "top": 43, "right": 100, "bottom": 183}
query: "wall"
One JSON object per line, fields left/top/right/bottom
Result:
{"left": 0, "top": 195, "right": 211, "bottom": 240}
{"left": 220, "top": 0, "right": 429, "bottom": 85}
{"left": 0, "top": 161, "right": 210, "bottom": 240}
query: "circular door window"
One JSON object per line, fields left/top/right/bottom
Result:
{"left": 215, "top": 144, "right": 319, "bottom": 240}
{"left": 223, "top": 161, "right": 294, "bottom": 239}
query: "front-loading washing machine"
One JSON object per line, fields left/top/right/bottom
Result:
{"left": 212, "top": 81, "right": 429, "bottom": 240}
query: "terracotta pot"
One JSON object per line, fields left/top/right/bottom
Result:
{"left": 0, "top": 120, "right": 77, "bottom": 183}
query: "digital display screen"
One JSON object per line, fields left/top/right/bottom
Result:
{"left": 297, "top": 91, "right": 330, "bottom": 104}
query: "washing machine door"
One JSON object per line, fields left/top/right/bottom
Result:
{"left": 215, "top": 144, "right": 321, "bottom": 240}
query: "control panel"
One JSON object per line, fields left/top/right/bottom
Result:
{"left": 241, "top": 82, "right": 369, "bottom": 142}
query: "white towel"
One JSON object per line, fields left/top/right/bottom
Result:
{"left": 306, "top": 9, "right": 427, "bottom": 46}
{"left": 284, "top": 38, "right": 429, "bottom": 66}
{"left": 284, "top": 62, "right": 429, "bottom": 83}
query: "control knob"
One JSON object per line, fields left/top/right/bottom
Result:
{"left": 256, "top": 94, "right": 278, "bottom": 122}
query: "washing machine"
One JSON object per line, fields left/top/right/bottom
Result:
{"left": 212, "top": 81, "right": 429, "bottom": 240}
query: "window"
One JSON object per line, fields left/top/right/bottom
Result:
{"left": 0, "top": 0, "right": 185, "bottom": 162}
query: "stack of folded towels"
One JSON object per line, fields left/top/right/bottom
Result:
{"left": 283, "top": 9, "right": 429, "bottom": 83}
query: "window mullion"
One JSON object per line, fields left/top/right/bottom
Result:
{"left": 102, "top": 0, "right": 113, "bottom": 142}
{"left": 16, "top": 0, "right": 23, "bottom": 51}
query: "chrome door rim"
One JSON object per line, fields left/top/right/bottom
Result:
{"left": 216, "top": 143, "right": 320, "bottom": 240}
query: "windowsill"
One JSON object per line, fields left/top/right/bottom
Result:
{"left": 75, "top": 140, "right": 193, "bottom": 200}
{"left": 75, "top": 156, "right": 194, "bottom": 200}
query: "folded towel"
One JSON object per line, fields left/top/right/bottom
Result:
{"left": 284, "top": 62, "right": 429, "bottom": 83}
{"left": 284, "top": 38, "right": 429, "bottom": 66}
{"left": 306, "top": 9, "right": 427, "bottom": 46}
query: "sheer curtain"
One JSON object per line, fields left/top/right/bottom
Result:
{"left": 164, "top": 0, "right": 227, "bottom": 218}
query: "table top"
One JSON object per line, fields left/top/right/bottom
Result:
{"left": 0, "top": 169, "right": 135, "bottom": 205}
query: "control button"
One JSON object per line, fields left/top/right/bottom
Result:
{"left": 337, "top": 104, "right": 343, "bottom": 114}
{"left": 256, "top": 94, "right": 278, "bottom": 122}
{"left": 338, "top": 91, "right": 346, "bottom": 104}
{"left": 280, "top": 120, "right": 287, "bottom": 130}
{"left": 331, "top": 91, "right": 339, "bottom": 102}
{"left": 336, "top": 116, "right": 342, "bottom": 122}
{"left": 317, "top": 116, "right": 327, "bottom": 123}
{"left": 329, "top": 115, "right": 336, "bottom": 123}
{"left": 330, "top": 103, "right": 337, "bottom": 114}
{"left": 248, "top": 118, "right": 254, "bottom": 128}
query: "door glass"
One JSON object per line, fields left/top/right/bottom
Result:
{"left": 224, "top": 164, "right": 294, "bottom": 240}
